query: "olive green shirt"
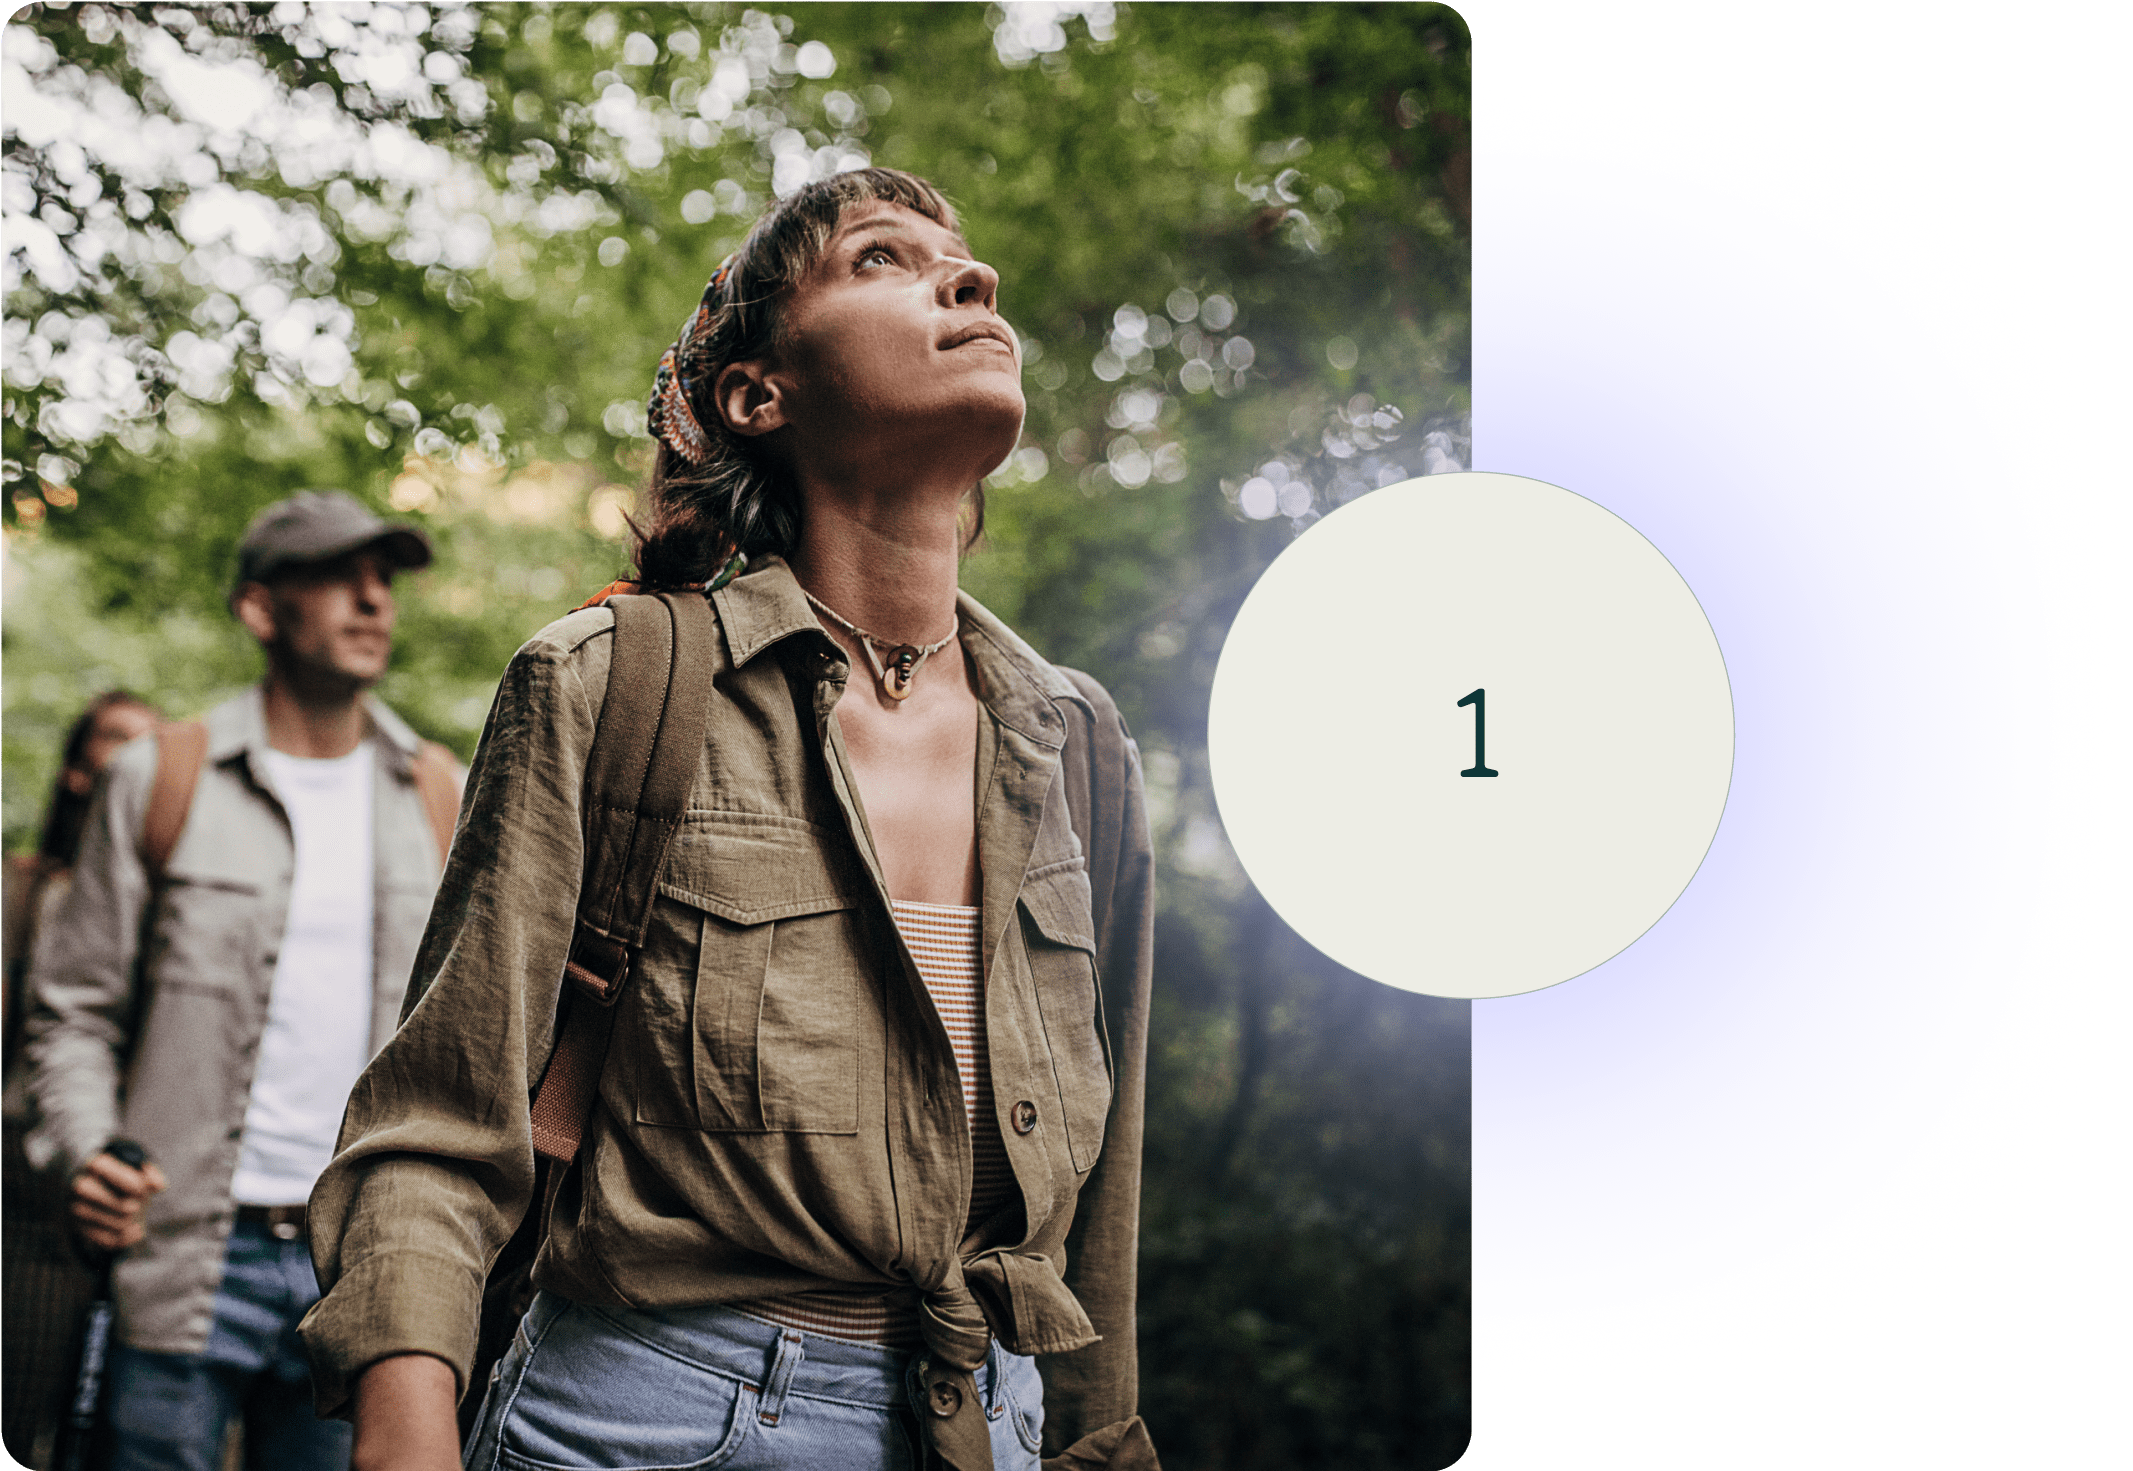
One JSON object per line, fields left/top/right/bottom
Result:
{"left": 299, "top": 558, "right": 1155, "bottom": 1453}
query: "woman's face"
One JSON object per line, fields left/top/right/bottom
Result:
{"left": 62, "top": 701, "right": 157, "bottom": 796}
{"left": 757, "top": 200, "right": 1025, "bottom": 488}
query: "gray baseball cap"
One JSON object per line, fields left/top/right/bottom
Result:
{"left": 234, "top": 490, "right": 432, "bottom": 588}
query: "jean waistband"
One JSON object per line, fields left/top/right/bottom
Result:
{"left": 233, "top": 1203, "right": 308, "bottom": 1239}
{"left": 525, "top": 1292, "right": 1010, "bottom": 1413}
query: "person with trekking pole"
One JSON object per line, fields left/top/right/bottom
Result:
{"left": 5, "top": 691, "right": 159, "bottom": 1469}
{"left": 23, "top": 492, "right": 461, "bottom": 1471}
{"left": 301, "top": 168, "right": 1160, "bottom": 1471}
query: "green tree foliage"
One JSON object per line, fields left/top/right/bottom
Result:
{"left": 5, "top": 5, "right": 1469, "bottom": 1464}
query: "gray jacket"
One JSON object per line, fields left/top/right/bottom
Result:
{"left": 25, "top": 688, "right": 449, "bottom": 1354}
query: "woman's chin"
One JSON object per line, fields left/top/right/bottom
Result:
{"left": 930, "top": 395, "right": 1025, "bottom": 478}
{"left": 814, "top": 387, "right": 1024, "bottom": 492}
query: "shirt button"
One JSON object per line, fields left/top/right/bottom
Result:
{"left": 928, "top": 1380, "right": 962, "bottom": 1418}
{"left": 1011, "top": 1100, "right": 1038, "bottom": 1135}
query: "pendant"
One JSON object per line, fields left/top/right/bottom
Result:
{"left": 883, "top": 645, "right": 920, "bottom": 701}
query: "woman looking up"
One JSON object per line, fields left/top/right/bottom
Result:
{"left": 302, "top": 169, "right": 1158, "bottom": 1471}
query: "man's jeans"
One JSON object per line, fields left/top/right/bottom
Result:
{"left": 464, "top": 1291, "right": 1045, "bottom": 1471}
{"left": 105, "top": 1220, "right": 350, "bottom": 1471}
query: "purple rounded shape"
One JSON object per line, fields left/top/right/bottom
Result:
{"left": 1467, "top": 120, "right": 2081, "bottom": 1355}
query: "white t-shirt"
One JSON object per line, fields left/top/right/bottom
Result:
{"left": 229, "top": 742, "right": 377, "bottom": 1206}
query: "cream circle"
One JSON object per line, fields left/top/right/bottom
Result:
{"left": 1207, "top": 471, "right": 1733, "bottom": 999}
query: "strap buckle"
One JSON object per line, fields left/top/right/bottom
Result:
{"left": 562, "top": 923, "right": 631, "bottom": 1005}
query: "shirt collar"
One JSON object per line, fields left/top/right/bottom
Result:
{"left": 954, "top": 589, "right": 1093, "bottom": 750}
{"left": 709, "top": 553, "right": 839, "bottom": 665}
{"left": 205, "top": 685, "right": 420, "bottom": 776}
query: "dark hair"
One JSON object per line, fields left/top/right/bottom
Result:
{"left": 39, "top": 690, "right": 157, "bottom": 865}
{"left": 634, "top": 168, "right": 986, "bottom": 588}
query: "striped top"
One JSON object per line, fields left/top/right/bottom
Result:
{"left": 737, "top": 900, "right": 1014, "bottom": 1348}
{"left": 895, "top": 900, "right": 1018, "bottom": 1233}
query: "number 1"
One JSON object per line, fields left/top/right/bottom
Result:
{"left": 1459, "top": 688, "right": 1498, "bottom": 777}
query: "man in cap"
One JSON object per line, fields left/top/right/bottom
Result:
{"left": 25, "top": 490, "right": 460, "bottom": 1471}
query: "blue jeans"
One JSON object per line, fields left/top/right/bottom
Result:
{"left": 464, "top": 1292, "right": 1044, "bottom": 1471}
{"left": 105, "top": 1219, "right": 350, "bottom": 1471}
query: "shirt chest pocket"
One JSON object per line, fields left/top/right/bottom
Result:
{"left": 148, "top": 865, "right": 272, "bottom": 997}
{"left": 633, "top": 812, "right": 869, "bottom": 1135}
{"left": 1018, "top": 861, "right": 1112, "bottom": 1173}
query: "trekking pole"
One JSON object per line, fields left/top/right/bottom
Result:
{"left": 52, "top": 1138, "right": 150, "bottom": 1471}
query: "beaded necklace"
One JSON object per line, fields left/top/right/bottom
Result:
{"left": 801, "top": 588, "right": 960, "bottom": 702}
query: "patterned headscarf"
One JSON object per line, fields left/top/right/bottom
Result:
{"left": 645, "top": 253, "right": 737, "bottom": 466}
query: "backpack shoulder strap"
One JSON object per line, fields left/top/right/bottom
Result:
{"left": 527, "top": 591, "right": 717, "bottom": 1162}
{"left": 141, "top": 721, "right": 209, "bottom": 877}
{"left": 408, "top": 739, "right": 461, "bottom": 866}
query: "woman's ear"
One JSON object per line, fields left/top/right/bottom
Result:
{"left": 713, "top": 360, "right": 789, "bottom": 438}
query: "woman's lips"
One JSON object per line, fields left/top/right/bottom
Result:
{"left": 941, "top": 324, "right": 1015, "bottom": 354}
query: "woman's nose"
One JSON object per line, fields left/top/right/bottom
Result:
{"left": 941, "top": 257, "right": 999, "bottom": 312}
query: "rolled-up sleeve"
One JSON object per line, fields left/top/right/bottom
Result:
{"left": 25, "top": 737, "right": 155, "bottom": 1181}
{"left": 300, "top": 620, "right": 606, "bottom": 1416}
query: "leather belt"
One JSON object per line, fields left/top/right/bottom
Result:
{"left": 235, "top": 1203, "right": 308, "bottom": 1240}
